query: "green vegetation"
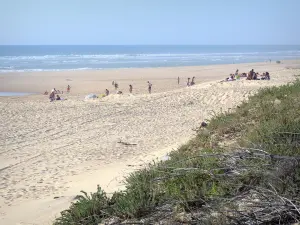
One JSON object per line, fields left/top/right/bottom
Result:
{"left": 54, "top": 79, "right": 300, "bottom": 225}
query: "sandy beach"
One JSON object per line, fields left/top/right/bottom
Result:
{"left": 1, "top": 60, "right": 300, "bottom": 225}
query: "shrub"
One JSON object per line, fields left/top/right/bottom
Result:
{"left": 54, "top": 78, "right": 300, "bottom": 225}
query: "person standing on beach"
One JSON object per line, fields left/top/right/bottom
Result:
{"left": 67, "top": 85, "right": 71, "bottom": 93}
{"left": 49, "top": 91, "right": 55, "bottom": 102}
{"left": 129, "top": 84, "right": 133, "bottom": 94}
{"left": 178, "top": 77, "right": 180, "bottom": 85}
{"left": 147, "top": 81, "right": 152, "bottom": 94}
{"left": 114, "top": 82, "right": 118, "bottom": 90}
{"left": 187, "top": 78, "right": 191, "bottom": 86}
{"left": 191, "top": 77, "right": 195, "bottom": 85}
{"left": 105, "top": 89, "right": 109, "bottom": 96}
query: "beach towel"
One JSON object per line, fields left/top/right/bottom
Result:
{"left": 85, "top": 94, "right": 98, "bottom": 100}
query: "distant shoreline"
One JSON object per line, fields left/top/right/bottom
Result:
{"left": 1, "top": 60, "right": 299, "bottom": 95}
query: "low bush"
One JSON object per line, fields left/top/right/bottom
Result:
{"left": 54, "top": 79, "right": 300, "bottom": 225}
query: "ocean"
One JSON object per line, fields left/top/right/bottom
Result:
{"left": 0, "top": 45, "right": 300, "bottom": 73}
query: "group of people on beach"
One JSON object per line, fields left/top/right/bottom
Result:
{"left": 47, "top": 77, "right": 195, "bottom": 101}
{"left": 177, "top": 76, "right": 196, "bottom": 86}
{"left": 224, "top": 69, "right": 271, "bottom": 82}
{"left": 46, "top": 85, "right": 70, "bottom": 102}
{"left": 105, "top": 81, "right": 153, "bottom": 97}
{"left": 104, "top": 76, "right": 195, "bottom": 97}
{"left": 186, "top": 76, "right": 196, "bottom": 86}
{"left": 44, "top": 68, "right": 271, "bottom": 102}
{"left": 246, "top": 69, "right": 270, "bottom": 80}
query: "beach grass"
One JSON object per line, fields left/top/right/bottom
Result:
{"left": 54, "top": 79, "right": 300, "bottom": 225}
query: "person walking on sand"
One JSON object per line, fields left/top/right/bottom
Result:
{"left": 147, "top": 81, "right": 152, "bottom": 94}
{"left": 49, "top": 90, "right": 55, "bottom": 102}
{"left": 191, "top": 76, "right": 195, "bottom": 85}
{"left": 67, "top": 85, "right": 71, "bottom": 93}
{"left": 129, "top": 84, "right": 133, "bottom": 94}
{"left": 187, "top": 78, "right": 191, "bottom": 86}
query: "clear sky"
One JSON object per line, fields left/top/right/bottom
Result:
{"left": 1, "top": 0, "right": 299, "bottom": 45}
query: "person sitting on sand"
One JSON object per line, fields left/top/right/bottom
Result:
{"left": 117, "top": 90, "right": 123, "bottom": 94}
{"left": 49, "top": 91, "right": 55, "bottom": 102}
{"left": 253, "top": 72, "right": 258, "bottom": 80}
{"left": 187, "top": 78, "right": 191, "bottom": 86}
{"left": 266, "top": 72, "right": 270, "bottom": 80}
{"left": 44, "top": 91, "right": 48, "bottom": 95}
{"left": 129, "top": 84, "right": 133, "bottom": 94}
{"left": 191, "top": 77, "right": 195, "bottom": 85}
{"left": 247, "top": 69, "right": 254, "bottom": 80}
{"left": 261, "top": 72, "right": 266, "bottom": 80}
{"left": 226, "top": 74, "right": 235, "bottom": 81}
{"left": 56, "top": 95, "right": 61, "bottom": 100}
{"left": 147, "top": 81, "right": 152, "bottom": 94}
{"left": 105, "top": 89, "right": 109, "bottom": 96}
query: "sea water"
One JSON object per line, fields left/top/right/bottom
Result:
{"left": 0, "top": 92, "right": 35, "bottom": 96}
{"left": 0, "top": 45, "right": 300, "bottom": 73}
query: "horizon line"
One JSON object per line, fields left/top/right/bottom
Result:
{"left": 1, "top": 44, "right": 300, "bottom": 46}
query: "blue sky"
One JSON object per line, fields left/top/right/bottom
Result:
{"left": 1, "top": 0, "right": 299, "bottom": 45}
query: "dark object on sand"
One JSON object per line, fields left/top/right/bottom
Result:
{"left": 200, "top": 121, "right": 208, "bottom": 127}
{"left": 147, "top": 81, "right": 152, "bottom": 94}
{"left": 118, "top": 140, "right": 137, "bottom": 146}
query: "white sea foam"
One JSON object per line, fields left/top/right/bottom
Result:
{"left": 1, "top": 49, "right": 300, "bottom": 73}
{"left": 0, "top": 68, "right": 104, "bottom": 73}
{"left": 1, "top": 51, "right": 300, "bottom": 61}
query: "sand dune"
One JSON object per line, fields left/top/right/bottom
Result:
{"left": 0, "top": 61, "right": 299, "bottom": 224}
